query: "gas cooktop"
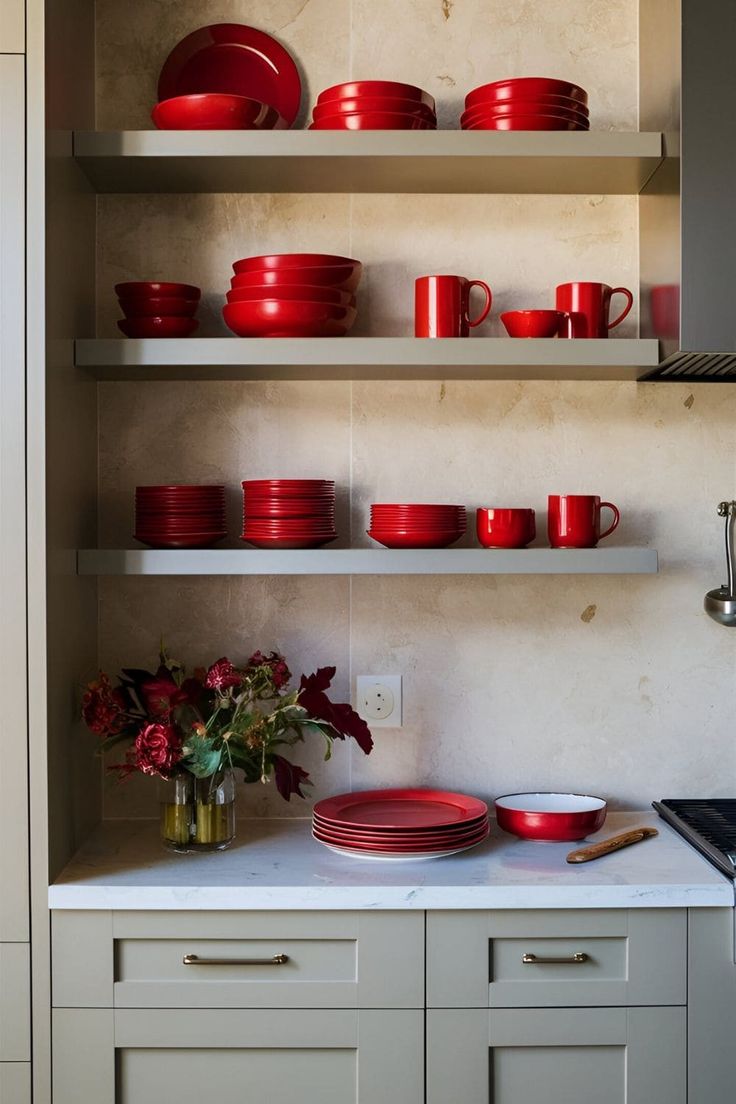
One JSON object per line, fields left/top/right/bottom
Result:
{"left": 653, "top": 799, "right": 736, "bottom": 880}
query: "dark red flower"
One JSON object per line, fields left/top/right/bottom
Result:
{"left": 82, "top": 673, "right": 127, "bottom": 737}
{"left": 248, "top": 650, "right": 292, "bottom": 690}
{"left": 134, "top": 722, "right": 182, "bottom": 778}
{"left": 298, "top": 667, "right": 374, "bottom": 755}
{"left": 272, "top": 754, "right": 311, "bottom": 801}
{"left": 205, "top": 658, "right": 242, "bottom": 691}
{"left": 140, "top": 669, "right": 202, "bottom": 716}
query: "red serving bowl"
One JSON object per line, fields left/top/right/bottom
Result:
{"left": 466, "top": 78, "right": 588, "bottom": 109}
{"left": 223, "top": 300, "right": 356, "bottom": 337}
{"left": 118, "top": 317, "right": 199, "bottom": 338}
{"left": 312, "top": 96, "right": 436, "bottom": 121}
{"left": 310, "top": 112, "right": 435, "bottom": 130}
{"left": 241, "top": 535, "right": 337, "bottom": 549}
{"left": 317, "top": 80, "right": 435, "bottom": 111}
{"left": 152, "top": 93, "right": 286, "bottom": 131}
{"left": 226, "top": 285, "right": 356, "bottom": 307}
{"left": 465, "top": 114, "right": 587, "bottom": 131}
{"left": 233, "top": 253, "right": 361, "bottom": 273}
{"left": 494, "top": 793, "right": 607, "bottom": 841}
{"left": 118, "top": 296, "right": 199, "bottom": 318}
{"left": 115, "top": 281, "right": 201, "bottom": 300}
{"left": 464, "top": 92, "right": 589, "bottom": 115}
{"left": 462, "top": 101, "right": 589, "bottom": 126}
{"left": 136, "top": 534, "right": 226, "bottom": 549}
{"left": 367, "top": 529, "right": 464, "bottom": 548}
{"left": 231, "top": 266, "right": 362, "bottom": 293}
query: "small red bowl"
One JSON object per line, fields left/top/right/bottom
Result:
{"left": 464, "top": 92, "right": 589, "bottom": 116}
{"left": 465, "top": 114, "right": 588, "bottom": 132}
{"left": 223, "top": 299, "right": 357, "bottom": 338}
{"left": 466, "top": 78, "right": 588, "bottom": 109}
{"left": 152, "top": 93, "right": 286, "bottom": 131}
{"left": 501, "top": 310, "right": 567, "bottom": 338}
{"left": 117, "top": 316, "right": 199, "bottom": 339}
{"left": 118, "top": 295, "right": 199, "bottom": 318}
{"left": 312, "top": 96, "right": 436, "bottom": 121}
{"left": 476, "top": 507, "right": 536, "bottom": 548}
{"left": 317, "top": 81, "right": 435, "bottom": 111}
{"left": 226, "top": 285, "right": 356, "bottom": 307}
{"left": 462, "top": 101, "right": 589, "bottom": 126}
{"left": 115, "top": 281, "right": 201, "bottom": 300}
{"left": 494, "top": 793, "right": 607, "bottom": 841}
{"left": 231, "top": 266, "right": 362, "bottom": 293}
{"left": 310, "top": 112, "right": 435, "bottom": 130}
{"left": 367, "top": 529, "right": 464, "bottom": 549}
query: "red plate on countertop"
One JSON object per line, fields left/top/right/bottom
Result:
{"left": 312, "top": 826, "right": 490, "bottom": 853}
{"left": 312, "top": 822, "right": 489, "bottom": 847}
{"left": 314, "top": 788, "right": 487, "bottom": 830}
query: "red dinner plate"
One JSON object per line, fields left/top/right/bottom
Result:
{"left": 317, "top": 81, "right": 435, "bottom": 110}
{"left": 314, "top": 789, "right": 487, "bottom": 830}
{"left": 312, "top": 824, "right": 490, "bottom": 853}
{"left": 465, "top": 77, "right": 588, "bottom": 109}
{"left": 152, "top": 93, "right": 285, "bottom": 131}
{"left": 158, "top": 24, "right": 301, "bottom": 126}
{"left": 312, "top": 819, "right": 488, "bottom": 845}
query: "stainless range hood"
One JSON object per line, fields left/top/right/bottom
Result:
{"left": 639, "top": 0, "right": 736, "bottom": 381}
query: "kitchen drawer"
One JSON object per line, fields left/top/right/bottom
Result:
{"left": 0, "top": 1, "right": 24, "bottom": 52}
{"left": 0, "top": 1062, "right": 31, "bottom": 1104}
{"left": 52, "top": 910, "right": 424, "bottom": 1008}
{"left": 0, "top": 944, "right": 30, "bottom": 1061}
{"left": 427, "top": 909, "right": 686, "bottom": 1007}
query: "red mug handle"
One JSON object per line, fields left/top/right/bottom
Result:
{"left": 608, "top": 287, "right": 634, "bottom": 330}
{"left": 465, "top": 280, "right": 492, "bottom": 328}
{"left": 599, "top": 502, "right": 620, "bottom": 540}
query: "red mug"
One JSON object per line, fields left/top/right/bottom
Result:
{"left": 555, "top": 282, "right": 634, "bottom": 338}
{"left": 477, "top": 508, "right": 536, "bottom": 548}
{"left": 415, "top": 275, "right": 492, "bottom": 337}
{"left": 548, "top": 495, "right": 620, "bottom": 548}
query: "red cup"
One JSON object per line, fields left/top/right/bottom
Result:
{"left": 415, "top": 275, "right": 492, "bottom": 338}
{"left": 477, "top": 508, "right": 536, "bottom": 548}
{"left": 501, "top": 310, "right": 572, "bottom": 338}
{"left": 650, "top": 284, "right": 680, "bottom": 340}
{"left": 555, "top": 282, "right": 634, "bottom": 339}
{"left": 547, "top": 495, "right": 620, "bottom": 548}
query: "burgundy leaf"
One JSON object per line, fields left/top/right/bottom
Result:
{"left": 298, "top": 669, "right": 374, "bottom": 756}
{"left": 272, "top": 755, "right": 312, "bottom": 801}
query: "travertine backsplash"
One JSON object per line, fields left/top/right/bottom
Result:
{"left": 94, "top": 0, "right": 736, "bottom": 816}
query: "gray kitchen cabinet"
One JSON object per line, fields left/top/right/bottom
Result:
{"left": 427, "top": 1006, "right": 686, "bottom": 1104}
{"left": 0, "top": 944, "right": 30, "bottom": 1062}
{"left": 0, "top": 1, "right": 24, "bottom": 52}
{"left": 0, "top": 1063, "right": 31, "bottom": 1104}
{"left": 53, "top": 1007, "right": 424, "bottom": 1104}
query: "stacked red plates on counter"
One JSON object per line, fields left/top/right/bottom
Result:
{"left": 242, "top": 479, "right": 336, "bottom": 548}
{"left": 224, "top": 254, "right": 362, "bottom": 337}
{"left": 153, "top": 23, "right": 300, "bottom": 130}
{"left": 135, "top": 485, "right": 227, "bottom": 549}
{"left": 310, "top": 80, "right": 436, "bottom": 130}
{"left": 116, "top": 281, "right": 201, "bottom": 339}
{"left": 462, "top": 77, "right": 589, "bottom": 131}
{"left": 368, "top": 503, "right": 466, "bottom": 549}
{"left": 313, "top": 788, "right": 490, "bottom": 861}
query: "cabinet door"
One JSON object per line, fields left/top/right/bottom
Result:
{"left": 53, "top": 1008, "right": 424, "bottom": 1104}
{"left": 427, "top": 1007, "right": 686, "bottom": 1104}
{"left": 0, "top": 944, "right": 30, "bottom": 1061}
{"left": 0, "top": 1, "right": 24, "bottom": 52}
{"left": 0, "top": 54, "right": 29, "bottom": 945}
{"left": 0, "top": 1062, "right": 31, "bottom": 1104}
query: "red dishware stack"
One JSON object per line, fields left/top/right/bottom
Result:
{"left": 224, "top": 254, "right": 361, "bottom": 337}
{"left": 116, "top": 282, "right": 201, "bottom": 339}
{"left": 152, "top": 23, "right": 301, "bottom": 130}
{"left": 134, "top": 485, "right": 227, "bottom": 549}
{"left": 461, "top": 77, "right": 589, "bottom": 131}
{"left": 310, "top": 80, "right": 436, "bottom": 130}
{"left": 241, "top": 479, "right": 337, "bottom": 549}
{"left": 368, "top": 504, "right": 466, "bottom": 549}
{"left": 312, "top": 789, "right": 490, "bottom": 860}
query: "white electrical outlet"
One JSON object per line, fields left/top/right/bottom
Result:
{"left": 355, "top": 675, "right": 403, "bottom": 728}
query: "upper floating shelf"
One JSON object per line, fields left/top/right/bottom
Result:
{"left": 76, "top": 337, "right": 661, "bottom": 382}
{"left": 73, "top": 130, "right": 666, "bottom": 195}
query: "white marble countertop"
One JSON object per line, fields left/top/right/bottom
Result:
{"left": 49, "top": 812, "right": 733, "bottom": 910}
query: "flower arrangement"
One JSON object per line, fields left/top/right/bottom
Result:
{"left": 82, "top": 648, "right": 373, "bottom": 851}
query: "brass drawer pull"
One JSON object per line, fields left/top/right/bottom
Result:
{"left": 522, "top": 952, "right": 589, "bottom": 965}
{"left": 183, "top": 953, "right": 290, "bottom": 967}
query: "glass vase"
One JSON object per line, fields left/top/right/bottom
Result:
{"left": 159, "top": 768, "right": 236, "bottom": 853}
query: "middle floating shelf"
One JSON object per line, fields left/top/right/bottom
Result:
{"left": 77, "top": 337, "right": 662, "bottom": 382}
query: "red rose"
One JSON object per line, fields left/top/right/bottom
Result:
{"left": 134, "top": 722, "right": 182, "bottom": 778}
{"left": 205, "top": 658, "right": 242, "bottom": 691}
{"left": 248, "top": 650, "right": 292, "bottom": 690}
{"left": 140, "top": 671, "right": 202, "bottom": 716}
{"left": 82, "top": 673, "right": 127, "bottom": 737}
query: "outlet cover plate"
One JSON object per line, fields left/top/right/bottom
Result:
{"left": 355, "top": 675, "right": 403, "bottom": 728}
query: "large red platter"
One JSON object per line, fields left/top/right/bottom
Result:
{"left": 158, "top": 24, "right": 302, "bottom": 126}
{"left": 313, "top": 788, "right": 487, "bottom": 830}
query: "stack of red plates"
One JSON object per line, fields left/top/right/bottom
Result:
{"left": 461, "top": 77, "right": 589, "bottom": 131}
{"left": 135, "top": 485, "right": 227, "bottom": 549}
{"left": 116, "top": 281, "right": 201, "bottom": 339}
{"left": 313, "top": 789, "right": 490, "bottom": 861}
{"left": 241, "top": 479, "right": 337, "bottom": 549}
{"left": 368, "top": 503, "right": 466, "bottom": 548}
{"left": 310, "top": 80, "right": 436, "bottom": 130}
{"left": 224, "top": 254, "right": 361, "bottom": 337}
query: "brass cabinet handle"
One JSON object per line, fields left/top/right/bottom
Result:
{"left": 522, "top": 952, "right": 589, "bottom": 965}
{"left": 182, "top": 953, "right": 289, "bottom": 966}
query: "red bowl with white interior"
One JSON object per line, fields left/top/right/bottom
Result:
{"left": 152, "top": 94, "right": 286, "bottom": 131}
{"left": 494, "top": 793, "right": 607, "bottom": 841}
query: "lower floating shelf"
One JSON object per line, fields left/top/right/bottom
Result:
{"left": 78, "top": 547, "right": 659, "bottom": 576}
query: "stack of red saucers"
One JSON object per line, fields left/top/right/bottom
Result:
{"left": 224, "top": 254, "right": 361, "bottom": 337}
{"left": 461, "top": 77, "right": 589, "bottom": 131}
{"left": 116, "top": 282, "right": 201, "bottom": 339}
{"left": 241, "top": 479, "right": 337, "bottom": 549}
{"left": 135, "top": 485, "right": 227, "bottom": 549}
{"left": 312, "top": 788, "right": 490, "bottom": 861}
{"left": 368, "top": 503, "right": 466, "bottom": 549}
{"left": 310, "top": 80, "right": 436, "bottom": 130}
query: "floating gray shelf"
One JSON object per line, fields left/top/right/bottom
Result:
{"left": 73, "top": 129, "right": 667, "bottom": 195}
{"left": 77, "top": 548, "right": 659, "bottom": 577}
{"left": 76, "top": 337, "right": 662, "bottom": 382}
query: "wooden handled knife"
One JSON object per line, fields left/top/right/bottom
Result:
{"left": 567, "top": 826, "right": 659, "bottom": 864}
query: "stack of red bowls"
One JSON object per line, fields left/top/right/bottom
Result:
{"left": 310, "top": 80, "right": 436, "bottom": 130}
{"left": 116, "top": 282, "right": 201, "bottom": 339}
{"left": 461, "top": 77, "right": 589, "bottom": 131}
{"left": 224, "top": 254, "right": 361, "bottom": 337}
{"left": 135, "top": 485, "right": 227, "bottom": 549}
{"left": 242, "top": 480, "right": 337, "bottom": 549}
{"left": 368, "top": 504, "right": 466, "bottom": 549}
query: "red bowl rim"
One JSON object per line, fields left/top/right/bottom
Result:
{"left": 115, "top": 281, "right": 201, "bottom": 298}
{"left": 317, "top": 80, "right": 435, "bottom": 107}
{"left": 466, "top": 77, "right": 588, "bottom": 107}
{"left": 494, "top": 792, "right": 607, "bottom": 814}
{"left": 232, "top": 253, "right": 361, "bottom": 272}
